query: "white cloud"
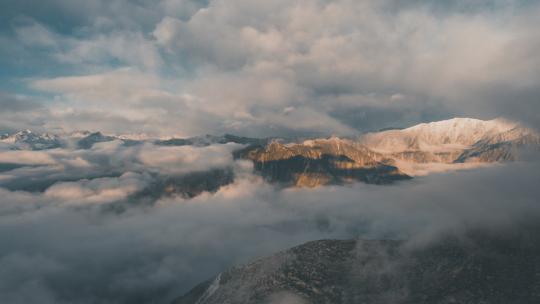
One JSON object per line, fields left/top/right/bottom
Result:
{"left": 137, "top": 143, "right": 240, "bottom": 174}
{"left": 58, "top": 31, "right": 163, "bottom": 70}
{"left": 9, "top": 1, "right": 537, "bottom": 136}
{"left": 45, "top": 172, "right": 149, "bottom": 205}
{"left": 14, "top": 22, "right": 59, "bottom": 48}
{"left": 0, "top": 150, "right": 56, "bottom": 165}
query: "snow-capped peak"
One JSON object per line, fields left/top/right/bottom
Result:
{"left": 361, "top": 117, "right": 521, "bottom": 153}
{"left": 0, "top": 129, "right": 62, "bottom": 150}
{"left": 405, "top": 117, "right": 515, "bottom": 136}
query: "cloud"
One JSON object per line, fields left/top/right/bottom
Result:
{"left": 0, "top": 92, "right": 50, "bottom": 133}
{"left": 13, "top": 21, "right": 59, "bottom": 48}
{"left": 0, "top": 134, "right": 539, "bottom": 303}
{"left": 32, "top": 68, "right": 162, "bottom": 101}
{"left": 137, "top": 143, "right": 240, "bottom": 174}
{"left": 56, "top": 31, "right": 163, "bottom": 70}
{"left": 44, "top": 172, "right": 150, "bottom": 205}
{"left": 1, "top": 0, "right": 537, "bottom": 136}
{"left": 0, "top": 140, "right": 242, "bottom": 195}
{"left": 0, "top": 150, "right": 55, "bottom": 165}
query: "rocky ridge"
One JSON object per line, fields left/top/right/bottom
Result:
{"left": 173, "top": 229, "right": 540, "bottom": 304}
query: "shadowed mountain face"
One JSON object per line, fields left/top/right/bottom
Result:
{"left": 237, "top": 139, "right": 411, "bottom": 187}
{"left": 139, "top": 168, "right": 235, "bottom": 199}
{"left": 173, "top": 228, "right": 540, "bottom": 304}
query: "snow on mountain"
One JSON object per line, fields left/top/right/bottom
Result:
{"left": 361, "top": 118, "right": 517, "bottom": 153}
{"left": 359, "top": 118, "right": 539, "bottom": 175}
{"left": 454, "top": 125, "right": 540, "bottom": 163}
{"left": 0, "top": 129, "right": 62, "bottom": 150}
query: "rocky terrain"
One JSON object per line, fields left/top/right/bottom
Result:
{"left": 0, "top": 129, "right": 62, "bottom": 150}
{"left": 173, "top": 228, "right": 540, "bottom": 304}
{"left": 236, "top": 138, "right": 411, "bottom": 187}
{"left": 236, "top": 118, "right": 539, "bottom": 185}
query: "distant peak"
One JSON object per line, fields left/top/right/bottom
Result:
{"left": 404, "top": 117, "right": 517, "bottom": 133}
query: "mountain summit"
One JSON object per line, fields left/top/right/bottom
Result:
{"left": 362, "top": 118, "right": 517, "bottom": 152}
{"left": 359, "top": 118, "right": 539, "bottom": 172}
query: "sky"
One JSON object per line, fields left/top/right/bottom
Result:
{"left": 1, "top": 0, "right": 539, "bottom": 137}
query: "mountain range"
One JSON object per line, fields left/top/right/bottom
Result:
{"left": 1, "top": 118, "right": 538, "bottom": 193}
{"left": 236, "top": 117, "right": 539, "bottom": 186}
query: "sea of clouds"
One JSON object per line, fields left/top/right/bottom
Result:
{"left": 1, "top": 140, "right": 540, "bottom": 303}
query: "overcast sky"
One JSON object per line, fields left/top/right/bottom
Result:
{"left": 1, "top": 0, "right": 539, "bottom": 136}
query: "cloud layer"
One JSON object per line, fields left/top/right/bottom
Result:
{"left": 0, "top": 137, "right": 539, "bottom": 303}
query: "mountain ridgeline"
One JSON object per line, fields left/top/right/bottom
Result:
{"left": 235, "top": 139, "right": 411, "bottom": 187}
{"left": 235, "top": 118, "right": 539, "bottom": 186}
{"left": 1, "top": 118, "right": 538, "bottom": 194}
{"left": 360, "top": 118, "right": 540, "bottom": 164}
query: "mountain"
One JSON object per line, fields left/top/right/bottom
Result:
{"left": 0, "top": 129, "right": 62, "bottom": 150}
{"left": 362, "top": 118, "right": 516, "bottom": 151}
{"left": 0, "top": 130, "right": 135, "bottom": 150}
{"left": 360, "top": 118, "right": 540, "bottom": 169}
{"left": 155, "top": 134, "right": 268, "bottom": 147}
{"left": 236, "top": 137, "right": 411, "bottom": 187}
{"left": 454, "top": 125, "right": 540, "bottom": 163}
{"left": 233, "top": 118, "right": 539, "bottom": 185}
{"left": 75, "top": 131, "right": 118, "bottom": 149}
{"left": 173, "top": 229, "right": 540, "bottom": 304}
{"left": 1, "top": 118, "right": 537, "bottom": 190}
{"left": 137, "top": 168, "right": 235, "bottom": 199}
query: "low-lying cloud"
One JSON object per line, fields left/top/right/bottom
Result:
{"left": 0, "top": 138, "right": 539, "bottom": 303}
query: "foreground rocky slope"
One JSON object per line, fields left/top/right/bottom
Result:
{"left": 173, "top": 229, "right": 540, "bottom": 304}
